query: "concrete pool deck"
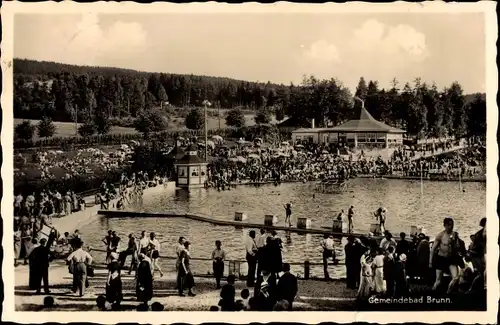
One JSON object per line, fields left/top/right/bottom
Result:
{"left": 14, "top": 260, "right": 358, "bottom": 311}
{"left": 14, "top": 260, "right": 485, "bottom": 312}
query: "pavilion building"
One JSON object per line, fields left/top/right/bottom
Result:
{"left": 291, "top": 106, "right": 405, "bottom": 150}
{"left": 174, "top": 144, "right": 208, "bottom": 189}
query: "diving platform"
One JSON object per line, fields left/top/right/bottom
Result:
{"left": 314, "top": 179, "right": 348, "bottom": 194}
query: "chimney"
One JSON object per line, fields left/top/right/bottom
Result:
{"left": 311, "top": 118, "right": 315, "bottom": 129}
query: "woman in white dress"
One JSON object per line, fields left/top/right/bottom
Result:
{"left": 371, "top": 248, "right": 386, "bottom": 294}
{"left": 357, "top": 249, "right": 373, "bottom": 300}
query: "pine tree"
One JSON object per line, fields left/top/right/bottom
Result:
{"left": 37, "top": 116, "right": 56, "bottom": 139}
{"left": 225, "top": 108, "right": 246, "bottom": 128}
{"left": 185, "top": 108, "right": 204, "bottom": 130}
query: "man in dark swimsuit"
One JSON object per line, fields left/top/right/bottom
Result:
{"left": 347, "top": 206, "right": 354, "bottom": 233}
{"left": 429, "top": 217, "right": 461, "bottom": 294}
{"left": 284, "top": 203, "right": 292, "bottom": 227}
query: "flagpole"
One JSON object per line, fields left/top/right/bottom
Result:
{"left": 420, "top": 160, "right": 423, "bottom": 197}
{"left": 458, "top": 161, "right": 463, "bottom": 192}
{"left": 203, "top": 100, "right": 211, "bottom": 161}
{"left": 204, "top": 102, "right": 208, "bottom": 160}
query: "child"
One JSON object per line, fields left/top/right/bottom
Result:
{"left": 240, "top": 288, "right": 250, "bottom": 310}
{"left": 219, "top": 275, "right": 236, "bottom": 311}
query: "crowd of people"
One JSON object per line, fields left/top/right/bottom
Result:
{"left": 202, "top": 137, "right": 485, "bottom": 191}
{"left": 20, "top": 214, "right": 486, "bottom": 311}
{"left": 96, "top": 170, "right": 163, "bottom": 211}
{"left": 388, "top": 145, "right": 485, "bottom": 179}
{"left": 344, "top": 217, "right": 487, "bottom": 303}
{"left": 13, "top": 168, "right": 170, "bottom": 266}
{"left": 15, "top": 145, "right": 135, "bottom": 182}
{"left": 14, "top": 190, "right": 85, "bottom": 266}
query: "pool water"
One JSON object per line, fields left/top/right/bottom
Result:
{"left": 81, "top": 179, "right": 485, "bottom": 278}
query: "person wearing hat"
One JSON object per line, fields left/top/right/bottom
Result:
{"left": 29, "top": 237, "right": 52, "bottom": 294}
{"left": 257, "top": 270, "right": 275, "bottom": 311}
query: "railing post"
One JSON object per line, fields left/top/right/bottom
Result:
{"left": 304, "top": 260, "right": 310, "bottom": 280}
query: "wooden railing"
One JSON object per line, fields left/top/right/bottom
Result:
{"left": 88, "top": 247, "right": 344, "bottom": 280}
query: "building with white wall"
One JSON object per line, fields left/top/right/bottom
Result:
{"left": 291, "top": 107, "right": 405, "bottom": 149}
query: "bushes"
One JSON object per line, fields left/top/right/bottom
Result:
{"left": 78, "top": 123, "right": 98, "bottom": 137}
{"left": 13, "top": 123, "right": 290, "bottom": 150}
{"left": 15, "top": 120, "right": 36, "bottom": 141}
{"left": 254, "top": 109, "right": 272, "bottom": 125}
{"left": 14, "top": 167, "right": 127, "bottom": 196}
{"left": 185, "top": 108, "right": 204, "bottom": 130}
{"left": 108, "top": 117, "right": 137, "bottom": 128}
{"left": 225, "top": 108, "right": 246, "bottom": 128}
{"left": 134, "top": 108, "right": 168, "bottom": 136}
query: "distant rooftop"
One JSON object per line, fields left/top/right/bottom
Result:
{"left": 277, "top": 116, "right": 313, "bottom": 128}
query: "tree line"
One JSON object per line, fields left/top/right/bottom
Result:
{"left": 280, "top": 76, "right": 485, "bottom": 139}
{"left": 14, "top": 58, "right": 486, "bottom": 140}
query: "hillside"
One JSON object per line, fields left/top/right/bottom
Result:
{"left": 14, "top": 58, "right": 287, "bottom": 91}
{"left": 13, "top": 59, "right": 486, "bottom": 140}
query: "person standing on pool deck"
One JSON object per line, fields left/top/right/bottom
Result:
{"left": 175, "top": 237, "right": 186, "bottom": 290}
{"left": 137, "top": 231, "right": 149, "bottom": 256}
{"left": 284, "top": 203, "right": 292, "bottom": 227}
{"left": 212, "top": 240, "right": 226, "bottom": 289}
{"left": 321, "top": 234, "right": 335, "bottom": 280}
{"left": 66, "top": 239, "right": 93, "bottom": 297}
{"left": 347, "top": 206, "right": 354, "bottom": 233}
{"left": 245, "top": 231, "right": 258, "bottom": 287}
{"left": 148, "top": 232, "right": 163, "bottom": 278}
{"left": 429, "top": 217, "right": 462, "bottom": 294}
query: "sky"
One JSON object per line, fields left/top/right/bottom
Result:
{"left": 14, "top": 12, "right": 486, "bottom": 94}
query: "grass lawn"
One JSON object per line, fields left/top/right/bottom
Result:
{"left": 14, "top": 119, "right": 138, "bottom": 139}
{"left": 14, "top": 112, "right": 268, "bottom": 140}
{"left": 169, "top": 113, "right": 262, "bottom": 131}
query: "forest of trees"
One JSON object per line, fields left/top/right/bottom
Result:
{"left": 14, "top": 58, "right": 486, "bottom": 140}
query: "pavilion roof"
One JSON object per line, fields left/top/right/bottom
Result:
{"left": 166, "top": 145, "right": 185, "bottom": 160}
{"left": 325, "top": 107, "right": 405, "bottom": 133}
{"left": 176, "top": 144, "right": 207, "bottom": 165}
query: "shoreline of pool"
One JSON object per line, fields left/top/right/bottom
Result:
{"left": 356, "top": 174, "right": 486, "bottom": 183}
{"left": 213, "top": 174, "right": 485, "bottom": 189}
{"left": 49, "top": 182, "right": 177, "bottom": 234}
